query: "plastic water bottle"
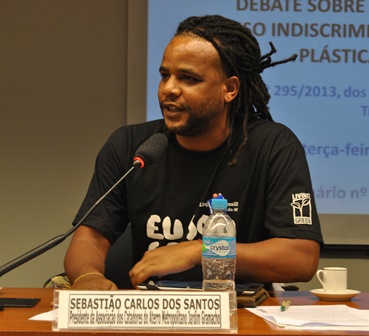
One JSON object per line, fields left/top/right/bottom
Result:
{"left": 202, "top": 195, "right": 236, "bottom": 291}
{"left": 202, "top": 195, "right": 237, "bottom": 327}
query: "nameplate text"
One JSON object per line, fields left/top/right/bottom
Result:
{"left": 53, "top": 290, "right": 235, "bottom": 331}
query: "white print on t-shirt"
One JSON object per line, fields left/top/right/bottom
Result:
{"left": 146, "top": 200, "right": 239, "bottom": 250}
{"left": 291, "top": 193, "right": 312, "bottom": 225}
{"left": 146, "top": 214, "right": 208, "bottom": 250}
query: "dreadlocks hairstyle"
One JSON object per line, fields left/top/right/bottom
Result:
{"left": 175, "top": 15, "right": 297, "bottom": 165}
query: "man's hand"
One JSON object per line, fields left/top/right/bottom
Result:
{"left": 129, "top": 240, "right": 202, "bottom": 288}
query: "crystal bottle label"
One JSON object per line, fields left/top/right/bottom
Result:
{"left": 202, "top": 237, "right": 236, "bottom": 258}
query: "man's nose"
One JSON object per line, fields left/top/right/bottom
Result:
{"left": 161, "top": 77, "right": 181, "bottom": 97}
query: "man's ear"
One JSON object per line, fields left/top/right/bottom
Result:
{"left": 224, "top": 76, "right": 240, "bottom": 103}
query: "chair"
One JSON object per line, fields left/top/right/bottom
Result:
{"left": 104, "top": 224, "right": 133, "bottom": 288}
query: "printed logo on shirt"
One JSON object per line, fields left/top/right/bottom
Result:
{"left": 291, "top": 193, "right": 312, "bottom": 225}
{"left": 199, "top": 200, "right": 239, "bottom": 213}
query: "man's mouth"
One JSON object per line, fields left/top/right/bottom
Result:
{"left": 162, "top": 103, "right": 185, "bottom": 113}
{"left": 166, "top": 106, "right": 183, "bottom": 112}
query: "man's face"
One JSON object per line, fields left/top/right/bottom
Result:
{"left": 158, "top": 35, "right": 230, "bottom": 137}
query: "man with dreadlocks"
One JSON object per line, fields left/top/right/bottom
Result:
{"left": 65, "top": 15, "right": 323, "bottom": 290}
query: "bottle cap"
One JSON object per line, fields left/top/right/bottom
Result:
{"left": 211, "top": 198, "right": 228, "bottom": 210}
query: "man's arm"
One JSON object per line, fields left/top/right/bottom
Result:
{"left": 129, "top": 237, "right": 320, "bottom": 288}
{"left": 64, "top": 225, "right": 118, "bottom": 290}
{"left": 235, "top": 238, "right": 320, "bottom": 283}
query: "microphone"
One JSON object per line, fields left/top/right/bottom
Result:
{"left": 133, "top": 133, "right": 168, "bottom": 168}
{"left": 0, "top": 133, "right": 168, "bottom": 277}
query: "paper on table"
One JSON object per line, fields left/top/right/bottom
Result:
{"left": 29, "top": 310, "right": 54, "bottom": 321}
{"left": 246, "top": 305, "right": 369, "bottom": 329}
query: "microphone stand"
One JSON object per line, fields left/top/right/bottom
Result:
{"left": 0, "top": 132, "right": 168, "bottom": 278}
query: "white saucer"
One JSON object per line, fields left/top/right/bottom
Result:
{"left": 310, "top": 289, "right": 361, "bottom": 301}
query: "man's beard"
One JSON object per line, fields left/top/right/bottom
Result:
{"left": 164, "top": 104, "right": 219, "bottom": 137}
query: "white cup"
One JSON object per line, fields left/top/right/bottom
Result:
{"left": 316, "top": 267, "right": 347, "bottom": 293}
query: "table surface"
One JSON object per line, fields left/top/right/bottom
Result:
{"left": 1, "top": 287, "right": 369, "bottom": 335}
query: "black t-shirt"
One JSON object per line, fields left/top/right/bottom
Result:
{"left": 74, "top": 118, "right": 323, "bottom": 279}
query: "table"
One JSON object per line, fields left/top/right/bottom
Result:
{"left": 1, "top": 287, "right": 369, "bottom": 335}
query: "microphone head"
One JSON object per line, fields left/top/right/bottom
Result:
{"left": 133, "top": 133, "right": 168, "bottom": 168}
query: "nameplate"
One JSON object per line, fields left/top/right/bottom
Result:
{"left": 52, "top": 290, "right": 236, "bottom": 332}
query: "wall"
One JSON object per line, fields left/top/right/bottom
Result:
{"left": 0, "top": 0, "right": 131, "bottom": 287}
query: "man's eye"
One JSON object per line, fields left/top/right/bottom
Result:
{"left": 182, "top": 75, "right": 199, "bottom": 82}
{"left": 160, "top": 73, "right": 169, "bottom": 80}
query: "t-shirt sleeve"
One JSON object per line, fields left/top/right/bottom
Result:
{"left": 72, "top": 130, "right": 131, "bottom": 244}
{"left": 264, "top": 126, "right": 324, "bottom": 247}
